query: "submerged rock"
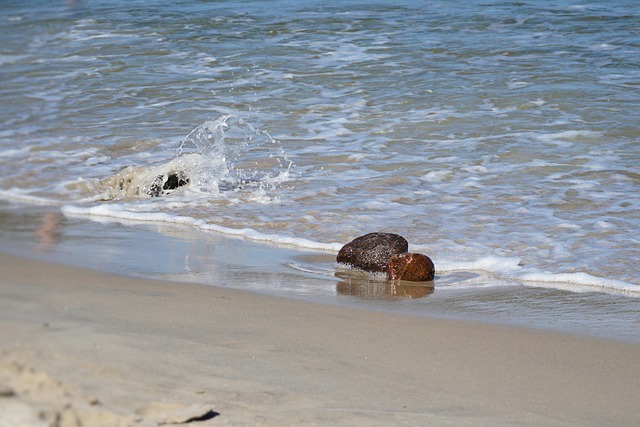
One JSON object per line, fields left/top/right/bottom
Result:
{"left": 387, "top": 253, "right": 435, "bottom": 282}
{"left": 337, "top": 232, "right": 408, "bottom": 273}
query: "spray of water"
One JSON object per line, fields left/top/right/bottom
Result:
{"left": 96, "top": 115, "right": 293, "bottom": 201}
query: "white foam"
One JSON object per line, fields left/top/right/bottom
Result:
{"left": 61, "top": 204, "right": 343, "bottom": 253}
{"left": 436, "top": 256, "right": 523, "bottom": 276}
{"left": 557, "top": 223, "right": 581, "bottom": 230}
{"left": 519, "top": 271, "right": 640, "bottom": 296}
{"left": 0, "top": 147, "right": 30, "bottom": 158}
{"left": 537, "top": 130, "right": 602, "bottom": 146}
{"left": 420, "top": 170, "right": 452, "bottom": 183}
{"left": 0, "top": 189, "right": 61, "bottom": 206}
{"left": 594, "top": 220, "right": 615, "bottom": 229}
{"left": 508, "top": 81, "right": 530, "bottom": 89}
{"left": 461, "top": 178, "right": 483, "bottom": 189}
{"left": 552, "top": 130, "right": 602, "bottom": 139}
{"left": 462, "top": 165, "right": 489, "bottom": 175}
{"left": 433, "top": 253, "right": 640, "bottom": 297}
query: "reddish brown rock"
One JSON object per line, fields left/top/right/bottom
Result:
{"left": 337, "top": 232, "right": 408, "bottom": 273}
{"left": 387, "top": 253, "right": 435, "bottom": 282}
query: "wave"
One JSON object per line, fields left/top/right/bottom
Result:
{"left": 60, "top": 203, "right": 640, "bottom": 298}
{"left": 5, "top": 113, "right": 638, "bottom": 299}
{"left": 0, "top": 189, "right": 62, "bottom": 206}
{"left": 61, "top": 203, "right": 342, "bottom": 253}
{"left": 433, "top": 254, "right": 640, "bottom": 297}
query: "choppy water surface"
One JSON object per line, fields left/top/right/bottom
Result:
{"left": 1, "top": 0, "right": 639, "bottom": 299}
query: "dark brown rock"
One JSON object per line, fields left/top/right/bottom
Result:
{"left": 387, "top": 253, "right": 435, "bottom": 282}
{"left": 337, "top": 233, "right": 408, "bottom": 273}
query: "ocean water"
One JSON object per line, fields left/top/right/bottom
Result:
{"left": 1, "top": 0, "right": 640, "bottom": 337}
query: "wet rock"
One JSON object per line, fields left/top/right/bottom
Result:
{"left": 163, "top": 174, "right": 189, "bottom": 191}
{"left": 337, "top": 233, "right": 408, "bottom": 273}
{"left": 148, "top": 173, "right": 189, "bottom": 197}
{"left": 387, "top": 253, "right": 435, "bottom": 282}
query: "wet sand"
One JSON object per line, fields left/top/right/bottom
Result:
{"left": 1, "top": 252, "right": 639, "bottom": 426}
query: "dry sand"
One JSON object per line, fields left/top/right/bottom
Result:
{"left": 1, "top": 252, "right": 639, "bottom": 426}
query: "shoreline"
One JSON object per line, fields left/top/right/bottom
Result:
{"left": 2, "top": 252, "right": 640, "bottom": 426}
{"left": 1, "top": 203, "right": 640, "bottom": 344}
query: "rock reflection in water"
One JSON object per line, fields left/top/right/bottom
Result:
{"left": 335, "top": 271, "right": 434, "bottom": 299}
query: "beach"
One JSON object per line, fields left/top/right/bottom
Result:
{"left": 2, "top": 252, "right": 639, "bottom": 426}
{"left": 2, "top": 1, "right": 640, "bottom": 425}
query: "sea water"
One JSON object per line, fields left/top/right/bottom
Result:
{"left": 1, "top": 0, "right": 639, "bottom": 339}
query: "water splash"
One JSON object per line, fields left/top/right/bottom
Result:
{"left": 96, "top": 115, "right": 293, "bottom": 201}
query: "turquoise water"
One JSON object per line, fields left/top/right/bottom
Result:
{"left": 1, "top": 0, "right": 640, "bottom": 330}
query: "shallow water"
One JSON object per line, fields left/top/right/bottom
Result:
{"left": 2, "top": 203, "right": 640, "bottom": 343}
{"left": 1, "top": 2, "right": 639, "bottom": 302}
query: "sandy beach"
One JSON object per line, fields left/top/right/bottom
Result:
{"left": 3, "top": 1, "right": 640, "bottom": 425}
{"left": 1, "top": 252, "right": 639, "bottom": 426}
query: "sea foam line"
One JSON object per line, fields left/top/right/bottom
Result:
{"left": 434, "top": 255, "right": 640, "bottom": 297}
{"left": 0, "top": 189, "right": 62, "bottom": 206}
{"left": 61, "top": 203, "right": 343, "bottom": 253}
